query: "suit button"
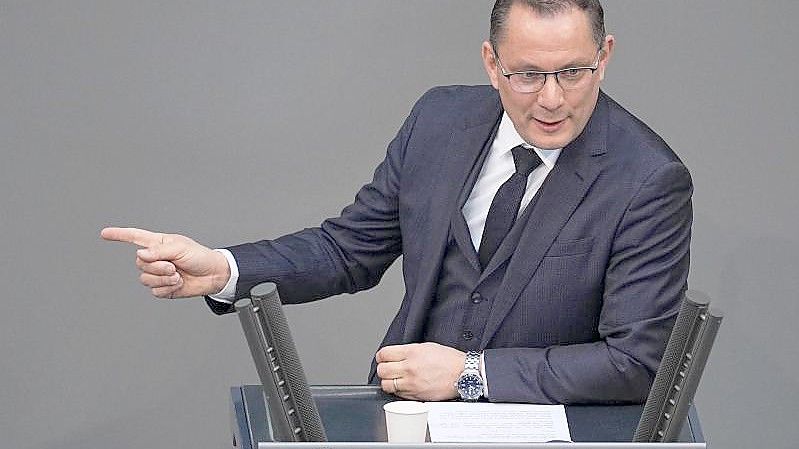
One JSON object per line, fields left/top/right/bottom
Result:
{"left": 462, "top": 330, "right": 474, "bottom": 340}
{"left": 470, "top": 292, "right": 482, "bottom": 304}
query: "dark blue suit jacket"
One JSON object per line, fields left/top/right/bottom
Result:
{"left": 213, "top": 86, "right": 692, "bottom": 404}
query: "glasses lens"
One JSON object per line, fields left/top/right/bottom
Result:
{"left": 557, "top": 69, "right": 592, "bottom": 90}
{"left": 509, "top": 73, "right": 545, "bottom": 93}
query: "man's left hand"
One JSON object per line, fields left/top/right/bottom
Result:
{"left": 375, "top": 342, "right": 465, "bottom": 401}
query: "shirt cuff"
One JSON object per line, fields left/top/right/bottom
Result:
{"left": 207, "top": 249, "right": 239, "bottom": 303}
{"left": 480, "top": 352, "right": 490, "bottom": 397}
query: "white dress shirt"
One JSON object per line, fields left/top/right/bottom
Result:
{"left": 462, "top": 112, "right": 561, "bottom": 251}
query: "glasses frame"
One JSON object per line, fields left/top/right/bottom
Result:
{"left": 494, "top": 48, "right": 604, "bottom": 94}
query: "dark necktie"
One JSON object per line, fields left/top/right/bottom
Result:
{"left": 478, "top": 145, "right": 542, "bottom": 269}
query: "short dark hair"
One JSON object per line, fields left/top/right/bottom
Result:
{"left": 489, "top": 0, "right": 606, "bottom": 51}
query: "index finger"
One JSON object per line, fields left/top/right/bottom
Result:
{"left": 101, "top": 227, "right": 163, "bottom": 248}
{"left": 375, "top": 344, "right": 412, "bottom": 363}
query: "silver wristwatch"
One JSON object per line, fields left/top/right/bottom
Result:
{"left": 455, "top": 351, "right": 484, "bottom": 401}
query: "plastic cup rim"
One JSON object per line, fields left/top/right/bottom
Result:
{"left": 383, "top": 400, "right": 428, "bottom": 415}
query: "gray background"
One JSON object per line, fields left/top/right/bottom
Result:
{"left": 1, "top": 1, "right": 796, "bottom": 448}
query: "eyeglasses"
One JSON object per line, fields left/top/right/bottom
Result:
{"left": 494, "top": 49, "right": 603, "bottom": 94}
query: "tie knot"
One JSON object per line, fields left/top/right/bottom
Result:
{"left": 511, "top": 145, "right": 542, "bottom": 177}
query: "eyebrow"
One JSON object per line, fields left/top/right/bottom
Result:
{"left": 508, "top": 56, "right": 596, "bottom": 72}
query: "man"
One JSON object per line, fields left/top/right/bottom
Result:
{"left": 103, "top": 0, "right": 692, "bottom": 405}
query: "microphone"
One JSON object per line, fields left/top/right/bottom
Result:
{"left": 236, "top": 283, "right": 327, "bottom": 442}
{"left": 634, "top": 290, "right": 723, "bottom": 442}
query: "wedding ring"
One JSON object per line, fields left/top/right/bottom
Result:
{"left": 393, "top": 377, "right": 400, "bottom": 393}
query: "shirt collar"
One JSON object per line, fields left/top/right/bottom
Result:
{"left": 496, "top": 112, "right": 561, "bottom": 169}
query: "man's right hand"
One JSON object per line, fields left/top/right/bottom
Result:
{"left": 101, "top": 227, "right": 231, "bottom": 299}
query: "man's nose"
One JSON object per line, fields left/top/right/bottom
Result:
{"left": 536, "top": 74, "right": 565, "bottom": 111}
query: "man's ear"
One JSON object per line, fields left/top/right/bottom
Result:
{"left": 597, "top": 34, "right": 615, "bottom": 81}
{"left": 481, "top": 41, "right": 501, "bottom": 90}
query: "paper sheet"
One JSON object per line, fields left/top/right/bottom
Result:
{"left": 426, "top": 402, "right": 572, "bottom": 443}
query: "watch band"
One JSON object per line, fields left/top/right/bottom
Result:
{"left": 464, "top": 351, "right": 481, "bottom": 371}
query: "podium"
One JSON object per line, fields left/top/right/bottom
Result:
{"left": 228, "top": 385, "right": 705, "bottom": 449}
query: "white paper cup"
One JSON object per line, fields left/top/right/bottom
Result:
{"left": 383, "top": 400, "right": 428, "bottom": 443}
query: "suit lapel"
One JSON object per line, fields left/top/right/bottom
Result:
{"left": 479, "top": 93, "right": 610, "bottom": 347}
{"left": 450, "top": 140, "right": 491, "bottom": 271}
{"left": 402, "top": 94, "right": 502, "bottom": 342}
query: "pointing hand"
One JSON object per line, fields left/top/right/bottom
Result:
{"left": 101, "top": 227, "right": 231, "bottom": 299}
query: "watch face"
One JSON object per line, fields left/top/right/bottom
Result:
{"left": 457, "top": 372, "right": 483, "bottom": 400}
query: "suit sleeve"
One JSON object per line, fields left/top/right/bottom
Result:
{"left": 204, "top": 94, "right": 424, "bottom": 314}
{"left": 484, "top": 161, "right": 693, "bottom": 404}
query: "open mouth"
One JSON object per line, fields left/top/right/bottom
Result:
{"left": 534, "top": 118, "right": 566, "bottom": 131}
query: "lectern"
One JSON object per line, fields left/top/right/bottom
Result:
{"left": 228, "top": 384, "right": 706, "bottom": 449}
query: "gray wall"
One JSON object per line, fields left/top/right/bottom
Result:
{"left": 1, "top": 1, "right": 796, "bottom": 448}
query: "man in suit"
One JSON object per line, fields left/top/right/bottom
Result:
{"left": 102, "top": 0, "right": 691, "bottom": 405}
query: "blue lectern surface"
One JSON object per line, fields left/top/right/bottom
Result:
{"left": 229, "top": 385, "right": 704, "bottom": 449}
